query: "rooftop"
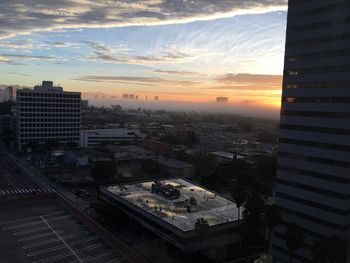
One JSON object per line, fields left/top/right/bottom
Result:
{"left": 104, "top": 179, "right": 240, "bottom": 232}
{"left": 211, "top": 151, "right": 245, "bottom": 160}
{"left": 106, "top": 145, "right": 152, "bottom": 155}
{"left": 157, "top": 157, "right": 194, "bottom": 169}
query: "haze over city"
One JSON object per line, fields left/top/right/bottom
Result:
{"left": 1, "top": 1, "right": 348, "bottom": 263}
{"left": 0, "top": 0, "right": 288, "bottom": 116}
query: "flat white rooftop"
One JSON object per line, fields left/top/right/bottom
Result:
{"left": 105, "top": 179, "right": 240, "bottom": 232}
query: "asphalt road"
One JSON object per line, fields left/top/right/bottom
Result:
{"left": 0, "top": 146, "right": 54, "bottom": 200}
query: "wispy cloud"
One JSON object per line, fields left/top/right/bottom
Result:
{"left": 74, "top": 75, "right": 201, "bottom": 86}
{"left": 5, "top": 71, "right": 31, "bottom": 76}
{"left": 0, "top": 39, "right": 34, "bottom": 49}
{"left": 82, "top": 41, "right": 130, "bottom": 52}
{"left": 0, "top": 0, "right": 287, "bottom": 39}
{"left": 0, "top": 53, "right": 63, "bottom": 64}
{"left": 153, "top": 69, "right": 207, "bottom": 77}
{"left": 45, "top": 41, "right": 81, "bottom": 48}
{"left": 84, "top": 46, "right": 203, "bottom": 65}
{"left": 213, "top": 73, "right": 282, "bottom": 90}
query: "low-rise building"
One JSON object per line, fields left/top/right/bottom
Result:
{"left": 210, "top": 151, "right": 245, "bottom": 163}
{"left": 138, "top": 139, "right": 172, "bottom": 154}
{"left": 79, "top": 128, "right": 146, "bottom": 148}
{"left": 101, "top": 179, "right": 241, "bottom": 253}
{"left": 82, "top": 148, "right": 113, "bottom": 163}
{"left": 157, "top": 157, "right": 195, "bottom": 178}
{"left": 105, "top": 145, "right": 154, "bottom": 162}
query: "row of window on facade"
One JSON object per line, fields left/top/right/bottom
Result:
{"left": 19, "top": 118, "right": 80, "bottom": 122}
{"left": 282, "top": 96, "right": 350, "bottom": 103}
{"left": 20, "top": 113, "right": 80, "bottom": 117}
{"left": 20, "top": 138, "right": 79, "bottom": 143}
{"left": 20, "top": 123, "right": 80, "bottom": 127}
{"left": 18, "top": 100, "right": 80, "bottom": 104}
{"left": 286, "top": 65, "right": 350, "bottom": 76}
{"left": 287, "top": 48, "right": 350, "bottom": 62}
{"left": 18, "top": 93, "right": 80, "bottom": 98}
{"left": 20, "top": 108, "right": 80, "bottom": 112}
{"left": 19, "top": 103, "right": 80, "bottom": 107}
{"left": 286, "top": 32, "right": 350, "bottom": 48}
{"left": 20, "top": 128, "right": 80, "bottom": 132}
{"left": 284, "top": 81, "right": 350, "bottom": 89}
{"left": 20, "top": 133, "right": 80, "bottom": 138}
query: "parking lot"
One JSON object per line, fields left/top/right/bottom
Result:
{"left": 0, "top": 200, "right": 123, "bottom": 263}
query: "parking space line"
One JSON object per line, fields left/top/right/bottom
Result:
{"left": 74, "top": 250, "right": 113, "bottom": 263}
{"left": 41, "top": 244, "right": 105, "bottom": 263}
{"left": 40, "top": 216, "right": 83, "bottom": 263}
{"left": 4, "top": 220, "right": 45, "bottom": 230}
{"left": 19, "top": 230, "right": 64, "bottom": 242}
{"left": 27, "top": 236, "right": 100, "bottom": 257}
{"left": 15, "top": 226, "right": 49, "bottom": 235}
{"left": 105, "top": 259, "right": 122, "bottom": 263}
{"left": 0, "top": 211, "right": 64, "bottom": 226}
{"left": 23, "top": 234, "right": 76, "bottom": 249}
{"left": 48, "top": 214, "right": 73, "bottom": 221}
{"left": 32, "top": 250, "right": 76, "bottom": 263}
{"left": 27, "top": 244, "right": 69, "bottom": 257}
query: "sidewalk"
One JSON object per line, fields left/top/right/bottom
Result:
{"left": 0, "top": 143, "right": 91, "bottom": 212}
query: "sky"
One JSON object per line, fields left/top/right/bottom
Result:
{"left": 0, "top": 0, "right": 288, "bottom": 116}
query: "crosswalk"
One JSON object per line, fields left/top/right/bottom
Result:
{"left": 0, "top": 187, "right": 55, "bottom": 196}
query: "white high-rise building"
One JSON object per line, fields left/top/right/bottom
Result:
{"left": 16, "top": 81, "right": 81, "bottom": 151}
{"left": 273, "top": 1, "right": 350, "bottom": 262}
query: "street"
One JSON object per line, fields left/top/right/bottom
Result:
{"left": 0, "top": 146, "right": 55, "bottom": 200}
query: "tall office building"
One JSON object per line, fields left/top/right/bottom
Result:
{"left": 16, "top": 81, "right": 81, "bottom": 151}
{"left": 273, "top": 1, "right": 350, "bottom": 262}
{"left": 7, "top": 86, "right": 14, "bottom": 101}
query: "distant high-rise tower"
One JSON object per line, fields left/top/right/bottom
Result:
{"left": 154, "top": 96, "right": 159, "bottom": 101}
{"left": 273, "top": 1, "right": 350, "bottom": 262}
{"left": 216, "top": 97, "right": 228, "bottom": 103}
{"left": 7, "top": 86, "right": 14, "bottom": 101}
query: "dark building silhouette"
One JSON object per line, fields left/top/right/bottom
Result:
{"left": 7, "top": 86, "right": 14, "bottom": 101}
{"left": 216, "top": 97, "right": 228, "bottom": 103}
{"left": 273, "top": 1, "right": 350, "bottom": 262}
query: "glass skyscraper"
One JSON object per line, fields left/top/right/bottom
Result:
{"left": 273, "top": 1, "right": 350, "bottom": 262}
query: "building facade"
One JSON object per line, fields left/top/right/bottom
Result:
{"left": 273, "top": 1, "right": 350, "bottom": 262}
{"left": 16, "top": 81, "right": 81, "bottom": 151}
{"left": 79, "top": 128, "right": 146, "bottom": 148}
{"left": 101, "top": 179, "right": 240, "bottom": 253}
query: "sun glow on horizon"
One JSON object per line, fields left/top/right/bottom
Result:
{"left": 0, "top": 3, "right": 287, "bottom": 115}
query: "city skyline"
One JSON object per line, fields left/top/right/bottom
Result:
{"left": 0, "top": 1, "right": 287, "bottom": 113}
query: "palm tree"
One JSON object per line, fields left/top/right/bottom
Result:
{"left": 241, "top": 191, "right": 265, "bottom": 246}
{"left": 264, "top": 204, "right": 281, "bottom": 248}
{"left": 284, "top": 222, "right": 305, "bottom": 263}
{"left": 232, "top": 184, "right": 247, "bottom": 246}
{"left": 195, "top": 217, "right": 209, "bottom": 251}
{"left": 311, "top": 235, "right": 346, "bottom": 263}
{"left": 232, "top": 184, "right": 246, "bottom": 222}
